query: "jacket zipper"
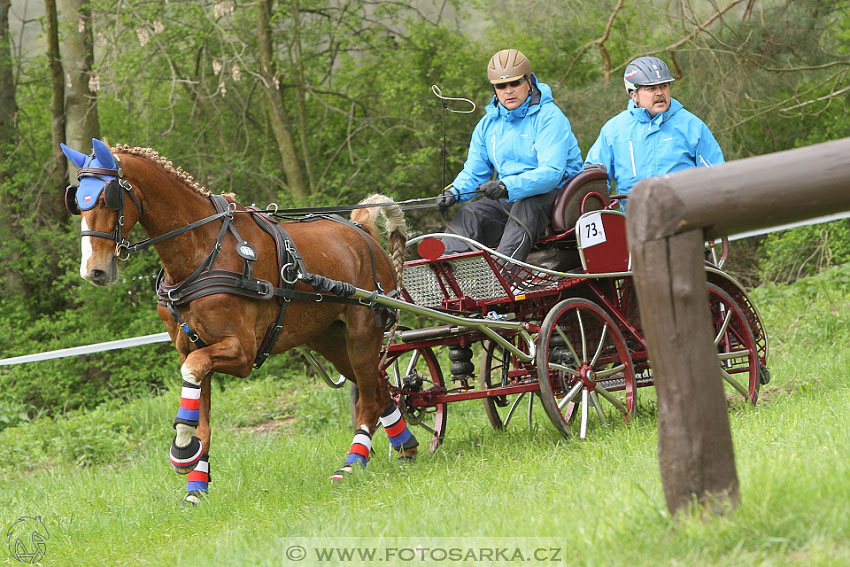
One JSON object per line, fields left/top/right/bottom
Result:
{"left": 629, "top": 141, "right": 637, "bottom": 176}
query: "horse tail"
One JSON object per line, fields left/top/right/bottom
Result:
{"left": 351, "top": 194, "right": 408, "bottom": 287}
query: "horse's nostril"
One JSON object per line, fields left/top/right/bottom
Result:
{"left": 91, "top": 269, "right": 107, "bottom": 284}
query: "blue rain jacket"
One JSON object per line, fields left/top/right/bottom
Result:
{"left": 450, "top": 75, "right": 583, "bottom": 203}
{"left": 584, "top": 97, "right": 724, "bottom": 195}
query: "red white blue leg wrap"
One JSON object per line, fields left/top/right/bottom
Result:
{"left": 380, "top": 404, "right": 419, "bottom": 451}
{"left": 345, "top": 428, "right": 372, "bottom": 467}
{"left": 331, "top": 428, "right": 372, "bottom": 480}
{"left": 173, "top": 380, "right": 201, "bottom": 427}
{"left": 170, "top": 380, "right": 204, "bottom": 470}
{"left": 186, "top": 454, "right": 210, "bottom": 494}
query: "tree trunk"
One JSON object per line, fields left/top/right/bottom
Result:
{"left": 257, "top": 0, "right": 308, "bottom": 200}
{"left": 58, "top": 0, "right": 99, "bottom": 167}
{"left": 290, "top": 0, "right": 316, "bottom": 193}
{"left": 45, "top": 0, "right": 68, "bottom": 204}
{"left": 0, "top": 0, "right": 16, "bottom": 157}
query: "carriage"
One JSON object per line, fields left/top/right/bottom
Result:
{"left": 63, "top": 138, "right": 768, "bottom": 496}
{"left": 348, "top": 167, "right": 769, "bottom": 448}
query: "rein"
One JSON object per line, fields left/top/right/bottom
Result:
{"left": 264, "top": 196, "right": 440, "bottom": 219}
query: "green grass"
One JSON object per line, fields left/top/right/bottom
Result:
{"left": 2, "top": 265, "right": 850, "bottom": 566}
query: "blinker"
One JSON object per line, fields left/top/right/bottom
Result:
{"left": 63, "top": 178, "right": 130, "bottom": 215}
{"left": 65, "top": 185, "right": 81, "bottom": 215}
{"left": 104, "top": 179, "right": 124, "bottom": 210}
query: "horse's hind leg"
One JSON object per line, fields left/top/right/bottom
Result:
{"left": 324, "top": 317, "right": 419, "bottom": 479}
{"left": 307, "top": 331, "right": 376, "bottom": 479}
{"left": 379, "top": 402, "right": 419, "bottom": 461}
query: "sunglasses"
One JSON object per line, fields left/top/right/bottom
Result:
{"left": 493, "top": 76, "right": 527, "bottom": 90}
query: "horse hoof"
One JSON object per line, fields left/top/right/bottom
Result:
{"left": 170, "top": 436, "right": 204, "bottom": 474}
{"left": 397, "top": 455, "right": 416, "bottom": 463}
{"left": 330, "top": 464, "right": 353, "bottom": 482}
{"left": 180, "top": 490, "right": 207, "bottom": 509}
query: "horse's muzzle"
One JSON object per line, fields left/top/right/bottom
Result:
{"left": 83, "top": 257, "right": 118, "bottom": 286}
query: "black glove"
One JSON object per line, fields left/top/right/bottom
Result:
{"left": 478, "top": 180, "right": 508, "bottom": 200}
{"left": 436, "top": 187, "right": 458, "bottom": 212}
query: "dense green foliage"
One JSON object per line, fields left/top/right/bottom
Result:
{"left": 1, "top": 0, "right": 849, "bottom": 417}
{"left": 1, "top": 263, "right": 850, "bottom": 565}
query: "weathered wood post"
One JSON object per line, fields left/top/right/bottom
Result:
{"left": 627, "top": 136, "right": 850, "bottom": 515}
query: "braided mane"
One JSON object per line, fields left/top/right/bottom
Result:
{"left": 112, "top": 144, "right": 220, "bottom": 198}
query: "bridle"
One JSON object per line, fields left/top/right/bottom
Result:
{"left": 66, "top": 155, "right": 144, "bottom": 261}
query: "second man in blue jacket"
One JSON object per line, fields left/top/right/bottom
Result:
{"left": 584, "top": 56, "right": 724, "bottom": 207}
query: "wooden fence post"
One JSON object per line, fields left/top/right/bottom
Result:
{"left": 626, "top": 136, "right": 850, "bottom": 516}
{"left": 628, "top": 227, "right": 739, "bottom": 514}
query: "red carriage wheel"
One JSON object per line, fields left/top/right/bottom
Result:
{"left": 706, "top": 283, "right": 760, "bottom": 404}
{"left": 536, "top": 298, "right": 636, "bottom": 439}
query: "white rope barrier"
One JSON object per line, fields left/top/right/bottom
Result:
{"left": 0, "top": 333, "right": 170, "bottom": 366}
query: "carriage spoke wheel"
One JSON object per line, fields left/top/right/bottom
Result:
{"left": 536, "top": 298, "right": 636, "bottom": 439}
{"left": 706, "top": 284, "right": 760, "bottom": 404}
{"left": 381, "top": 332, "right": 447, "bottom": 453}
{"left": 481, "top": 338, "right": 536, "bottom": 431}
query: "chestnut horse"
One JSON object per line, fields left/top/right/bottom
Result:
{"left": 61, "top": 138, "right": 419, "bottom": 502}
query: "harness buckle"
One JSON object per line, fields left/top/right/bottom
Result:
{"left": 256, "top": 281, "right": 273, "bottom": 299}
{"left": 280, "top": 263, "right": 298, "bottom": 285}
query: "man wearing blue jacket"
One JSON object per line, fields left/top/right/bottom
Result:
{"left": 584, "top": 56, "right": 724, "bottom": 205}
{"left": 436, "top": 48, "right": 583, "bottom": 262}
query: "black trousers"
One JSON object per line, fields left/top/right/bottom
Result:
{"left": 442, "top": 189, "right": 559, "bottom": 262}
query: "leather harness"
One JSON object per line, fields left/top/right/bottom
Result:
{"left": 156, "top": 195, "right": 398, "bottom": 368}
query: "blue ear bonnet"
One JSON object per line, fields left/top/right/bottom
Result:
{"left": 76, "top": 155, "right": 117, "bottom": 211}
{"left": 61, "top": 139, "right": 119, "bottom": 211}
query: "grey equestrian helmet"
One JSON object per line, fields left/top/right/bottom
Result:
{"left": 623, "top": 56, "right": 675, "bottom": 93}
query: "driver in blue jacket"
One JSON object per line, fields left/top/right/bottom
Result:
{"left": 436, "top": 48, "right": 583, "bottom": 262}
{"left": 584, "top": 56, "right": 724, "bottom": 205}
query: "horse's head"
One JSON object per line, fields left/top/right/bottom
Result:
{"left": 61, "top": 138, "right": 143, "bottom": 286}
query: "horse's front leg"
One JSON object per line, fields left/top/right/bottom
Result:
{"left": 182, "top": 374, "right": 212, "bottom": 504}
{"left": 170, "top": 337, "right": 253, "bottom": 498}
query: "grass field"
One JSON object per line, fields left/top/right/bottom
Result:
{"left": 2, "top": 264, "right": 850, "bottom": 566}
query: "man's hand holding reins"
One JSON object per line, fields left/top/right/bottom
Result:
{"left": 436, "top": 187, "right": 459, "bottom": 212}
{"left": 478, "top": 180, "right": 508, "bottom": 200}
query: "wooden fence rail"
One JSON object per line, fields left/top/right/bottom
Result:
{"left": 626, "top": 136, "right": 850, "bottom": 515}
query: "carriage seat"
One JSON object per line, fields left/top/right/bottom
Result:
{"left": 550, "top": 166, "right": 610, "bottom": 233}
{"left": 524, "top": 167, "right": 611, "bottom": 271}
